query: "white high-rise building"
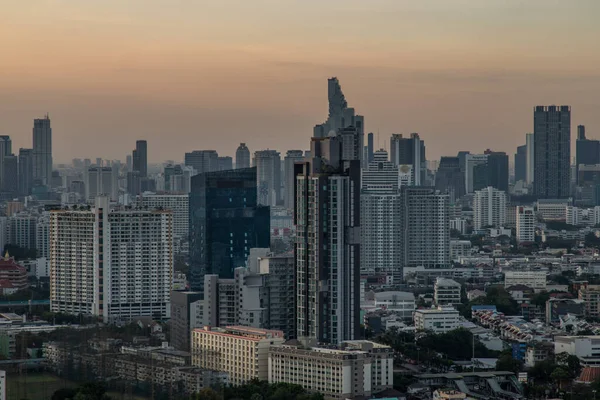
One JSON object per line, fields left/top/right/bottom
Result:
{"left": 283, "top": 150, "right": 304, "bottom": 209}
{"left": 473, "top": 187, "right": 507, "bottom": 230}
{"left": 526, "top": 133, "right": 534, "bottom": 185}
{"left": 33, "top": 115, "right": 52, "bottom": 186}
{"left": 140, "top": 193, "right": 189, "bottom": 254}
{"left": 362, "top": 150, "right": 398, "bottom": 193}
{"left": 465, "top": 154, "right": 488, "bottom": 194}
{"left": 35, "top": 213, "right": 50, "bottom": 259}
{"left": 50, "top": 197, "right": 173, "bottom": 322}
{"left": 85, "top": 166, "right": 117, "bottom": 201}
{"left": 516, "top": 206, "right": 535, "bottom": 243}
{"left": 255, "top": 150, "right": 281, "bottom": 206}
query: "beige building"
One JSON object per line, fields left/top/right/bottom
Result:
{"left": 268, "top": 340, "right": 394, "bottom": 400}
{"left": 191, "top": 326, "right": 285, "bottom": 385}
{"left": 414, "top": 306, "right": 460, "bottom": 333}
{"left": 579, "top": 285, "right": 600, "bottom": 319}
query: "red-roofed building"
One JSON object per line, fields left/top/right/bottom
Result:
{"left": 0, "top": 253, "right": 28, "bottom": 294}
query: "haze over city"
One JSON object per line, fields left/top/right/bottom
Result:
{"left": 2, "top": 0, "right": 600, "bottom": 163}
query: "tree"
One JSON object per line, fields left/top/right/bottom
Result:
{"left": 196, "top": 388, "right": 223, "bottom": 400}
{"left": 550, "top": 366, "right": 571, "bottom": 388}
{"left": 496, "top": 353, "right": 522, "bottom": 374}
{"left": 52, "top": 388, "right": 78, "bottom": 400}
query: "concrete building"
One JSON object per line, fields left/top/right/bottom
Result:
{"left": 283, "top": 150, "right": 304, "bottom": 210}
{"left": 268, "top": 340, "right": 394, "bottom": 400}
{"left": 132, "top": 140, "right": 147, "bottom": 177}
{"left": 464, "top": 154, "right": 488, "bottom": 194}
{"left": 435, "top": 156, "right": 465, "bottom": 202}
{"left": 390, "top": 133, "right": 426, "bottom": 186}
{"left": 50, "top": 197, "right": 173, "bottom": 322}
{"left": 254, "top": 150, "right": 282, "bottom": 207}
{"left": 504, "top": 271, "right": 546, "bottom": 291}
{"left": 516, "top": 206, "right": 535, "bottom": 243}
{"left": 555, "top": 336, "right": 600, "bottom": 366}
{"left": 191, "top": 326, "right": 285, "bottom": 385}
{"left": 450, "top": 240, "right": 472, "bottom": 261}
{"left": 18, "top": 148, "right": 34, "bottom": 196}
{"left": 434, "top": 277, "right": 461, "bottom": 306}
{"left": 526, "top": 133, "right": 534, "bottom": 185}
{"left": 515, "top": 144, "right": 527, "bottom": 183}
{"left": 32, "top": 115, "right": 52, "bottom": 186}
{"left": 537, "top": 199, "right": 571, "bottom": 221}
{"left": 414, "top": 306, "right": 460, "bottom": 333}
{"left": 534, "top": 105, "right": 571, "bottom": 199}
{"left": 217, "top": 156, "right": 233, "bottom": 171}
{"left": 579, "top": 286, "right": 600, "bottom": 319}
{"left": 546, "top": 298, "right": 585, "bottom": 324}
{"left": 473, "top": 187, "right": 506, "bottom": 229}
{"left": 140, "top": 193, "right": 189, "bottom": 254}
{"left": 170, "top": 291, "right": 203, "bottom": 352}
{"left": 85, "top": 166, "right": 117, "bottom": 202}
{"left": 235, "top": 143, "right": 250, "bottom": 169}
{"left": 373, "top": 292, "right": 415, "bottom": 319}
{"left": 185, "top": 150, "right": 219, "bottom": 174}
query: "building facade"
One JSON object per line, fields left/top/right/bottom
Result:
{"left": 235, "top": 143, "right": 250, "bottom": 169}
{"left": 473, "top": 186, "right": 507, "bottom": 229}
{"left": 254, "top": 150, "right": 282, "bottom": 207}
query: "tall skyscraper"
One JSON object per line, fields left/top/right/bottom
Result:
{"left": 313, "top": 77, "right": 365, "bottom": 165}
{"left": 50, "top": 197, "right": 173, "bottom": 322}
{"left": 534, "top": 105, "right": 571, "bottom": 199}
{"left": 464, "top": 154, "right": 488, "bottom": 193}
{"left": 185, "top": 150, "right": 219, "bottom": 174}
{"left": 400, "top": 187, "right": 450, "bottom": 271}
{"left": 0, "top": 136, "right": 11, "bottom": 189}
{"left": 435, "top": 156, "right": 465, "bottom": 202}
{"left": 85, "top": 166, "right": 117, "bottom": 201}
{"left": 576, "top": 124, "right": 600, "bottom": 184}
{"left": 361, "top": 150, "right": 403, "bottom": 282}
{"left": 515, "top": 145, "right": 527, "bottom": 183}
{"left": 164, "top": 164, "right": 183, "bottom": 192}
{"left": 236, "top": 143, "right": 250, "bottom": 169}
{"left": 132, "top": 140, "right": 148, "bottom": 177}
{"left": 18, "top": 148, "right": 34, "bottom": 196}
{"left": 390, "top": 133, "right": 426, "bottom": 186}
{"left": 526, "top": 133, "right": 534, "bottom": 185}
{"left": 189, "top": 167, "right": 270, "bottom": 291}
{"left": 2, "top": 155, "right": 18, "bottom": 196}
{"left": 33, "top": 115, "right": 52, "bottom": 186}
{"left": 367, "top": 132, "right": 374, "bottom": 163}
{"left": 473, "top": 151, "right": 509, "bottom": 192}
{"left": 283, "top": 150, "right": 304, "bottom": 210}
{"left": 254, "top": 150, "right": 282, "bottom": 206}
{"left": 473, "top": 187, "right": 507, "bottom": 230}
{"left": 217, "top": 156, "right": 233, "bottom": 171}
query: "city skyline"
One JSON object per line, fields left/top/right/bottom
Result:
{"left": 2, "top": 1, "right": 599, "bottom": 163}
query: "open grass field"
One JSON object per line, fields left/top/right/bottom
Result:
{"left": 5, "top": 373, "right": 148, "bottom": 400}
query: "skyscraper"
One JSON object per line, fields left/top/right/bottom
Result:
{"left": 367, "top": 132, "right": 374, "bottom": 163}
{"left": 400, "top": 187, "right": 450, "bottom": 271}
{"left": 133, "top": 140, "right": 148, "bottom": 177}
{"left": 515, "top": 145, "right": 527, "bottom": 183}
{"left": 185, "top": 150, "right": 219, "bottom": 174}
{"left": 254, "top": 150, "right": 282, "bottom": 206}
{"left": 534, "top": 105, "right": 571, "bottom": 199}
{"left": 473, "top": 186, "right": 507, "bottom": 230}
{"left": 576, "top": 125, "right": 600, "bottom": 184}
{"left": 217, "top": 156, "right": 233, "bottom": 171}
{"left": 18, "top": 148, "right": 34, "bottom": 196}
{"left": 0, "top": 136, "right": 11, "bottom": 189}
{"left": 474, "top": 151, "right": 508, "bottom": 192}
{"left": 390, "top": 133, "right": 426, "bottom": 185}
{"left": 33, "top": 115, "right": 52, "bottom": 186}
{"left": 2, "top": 155, "right": 18, "bottom": 196}
{"left": 283, "top": 150, "right": 304, "bottom": 210}
{"left": 434, "top": 156, "right": 465, "bottom": 202}
{"left": 235, "top": 143, "right": 250, "bottom": 169}
{"left": 189, "top": 167, "right": 270, "bottom": 291}
{"left": 85, "top": 166, "right": 117, "bottom": 201}
{"left": 526, "top": 133, "right": 534, "bottom": 185}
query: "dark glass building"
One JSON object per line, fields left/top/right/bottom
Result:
{"left": 576, "top": 125, "right": 600, "bottom": 184}
{"left": 435, "top": 156, "right": 465, "bottom": 202}
{"left": 486, "top": 151, "right": 509, "bottom": 192}
{"left": 515, "top": 145, "right": 527, "bottom": 183}
{"left": 189, "top": 167, "right": 270, "bottom": 291}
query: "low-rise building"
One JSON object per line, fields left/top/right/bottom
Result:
{"left": 546, "top": 298, "right": 585, "bottom": 324}
{"left": 555, "top": 336, "right": 600, "bottom": 366}
{"left": 434, "top": 278, "right": 461, "bottom": 306}
{"left": 579, "top": 285, "right": 600, "bottom": 319}
{"left": 504, "top": 270, "right": 546, "bottom": 292}
{"left": 191, "top": 326, "right": 285, "bottom": 385}
{"left": 373, "top": 291, "right": 415, "bottom": 319}
{"left": 414, "top": 307, "right": 460, "bottom": 333}
{"left": 268, "top": 340, "right": 393, "bottom": 400}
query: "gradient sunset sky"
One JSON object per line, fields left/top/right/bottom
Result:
{"left": 2, "top": 0, "right": 599, "bottom": 163}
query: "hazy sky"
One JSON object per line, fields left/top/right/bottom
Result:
{"left": 2, "top": 0, "right": 599, "bottom": 164}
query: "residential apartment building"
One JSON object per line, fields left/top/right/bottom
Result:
{"left": 140, "top": 193, "right": 189, "bottom": 254}
{"left": 191, "top": 326, "right": 285, "bottom": 385}
{"left": 414, "top": 307, "right": 460, "bottom": 333}
{"left": 516, "top": 206, "right": 535, "bottom": 243}
{"left": 579, "top": 285, "right": 600, "bottom": 319}
{"left": 473, "top": 187, "right": 506, "bottom": 229}
{"left": 504, "top": 271, "right": 546, "bottom": 292}
{"left": 268, "top": 340, "right": 393, "bottom": 400}
{"left": 434, "top": 277, "right": 461, "bottom": 306}
{"left": 555, "top": 336, "right": 600, "bottom": 366}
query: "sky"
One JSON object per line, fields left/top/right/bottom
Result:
{"left": 1, "top": 0, "right": 600, "bottom": 164}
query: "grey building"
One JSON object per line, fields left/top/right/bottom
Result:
{"left": 18, "top": 148, "right": 34, "bottom": 196}
{"left": 132, "top": 140, "right": 148, "bottom": 178}
{"left": 33, "top": 115, "right": 53, "bottom": 186}
{"left": 217, "top": 156, "right": 233, "bottom": 171}
{"left": 235, "top": 143, "right": 250, "bottom": 169}
{"left": 367, "top": 132, "right": 374, "bottom": 163}
{"left": 576, "top": 125, "right": 600, "bottom": 184}
{"left": 435, "top": 156, "right": 465, "bottom": 202}
{"left": 283, "top": 150, "right": 304, "bottom": 210}
{"left": 534, "top": 105, "right": 571, "bottom": 198}
{"left": 170, "top": 291, "right": 202, "bottom": 351}
{"left": 515, "top": 144, "right": 527, "bottom": 183}
{"left": 390, "top": 133, "right": 426, "bottom": 186}
{"left": 2, "top": 155, "right": 18, "bottom": 196}
{"left": 185, "top": 150, "right": 219, "bottom": 174}
{"left": 0, "top": 136, "right": 11, "bottom": 189}
{"left": 254, "top": 150, "right": 281, "bottom": 207}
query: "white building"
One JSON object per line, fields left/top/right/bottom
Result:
{"left": 140, "top": 193, "right": 189, "bottom": 254}
{"left": 537, "top": 199, "right": 571, "bottom": 221}
{"left": 35, "top": 213, "right": 50, "bottom": 259}
{"left": 414, "top": 306, "right": 460, "bottom": 333}
{"left": 566, "top": 206, "right": 582, "bottom": 226}
{"left": 373, "top": 291, "right": 415, "bottom": 319}
{"left": 554, "top": 336, "right": 600, "bottom": 366}
{"left": 504, "top": 270, "right": 546, "bottom": 291}
{"left": 473, "top": 187, "right": 506, "bottom": 229}
{"left": 434, "top": 277, "right": 461, "bottom": 306}
{"left": 50, "top": 197, "right": 173, "bottom": 322}
{"left": 450, "top": 218, "right": 467, "bottom": 235}
{"left": 516, "top": 206, "right": 535, "bottom": 243}
{"left": 268, "top": 340, "right": 394, "bottom": 400}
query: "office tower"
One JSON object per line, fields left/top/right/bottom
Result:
{"left": 515, "top": 145, "right": 527, "bottom": 182}
{"left": 217, "top": 156, "right": 233, "bottom": 171}
{"left": 35, "top": 213, "right": 50, "bottom": 260}
{"left": 435, "top": 156, "right": 465, "bottom": 202}
{"left": 516, "top": 206, "right": 535, "bottom": 243}
{"left": 473, "top": 187, "right": 507, "bottom": 230}
{"left": 189, "top": 167, "right": 270, "bottom": 290}
{"left": 474, "top": 151, "right": 508, "bottom": 192}
{"left": 576, "top": 125, "right": 600, "bottom": 184}
{"left": 525, "top": 133, "right": 534, "bottom": 185}
{"left": 132, "top": 140, "right": 148, "bottom": 177}
{"left": 95, "top": 158, "right": 102, "bottom": 167}
{"left": 464, "top": 154, "right": 488, "bottom": 193}
{"left": 126, "top": 171, "right": 141, "bottom": 196}
{"left": 185, "top": 150, "right": 219, "bottom": 174}
{"left": 125, "top": 154, "right": 132, "bottom": 172}
{"left": 32, "top": 115, "right": 53, "bottom": 186}
{"left": 236, "top": 143, "right": 250, "bottom": 169}
{"left": 400, "top": 187, "right": 450, "bottom": 271}
{"left": 50, "top": 197, "right": 173, "bottom": 321}
{"left": 85, "top": 166, "right": 117, "bottom": 201}
{"left": 534, "top": 105, "right": 571, "bottom": 198}
{"left": 18, "top": 149, "right": 34, "bottom": 196}
{"left": 367, "top": 132, "right": 374, "bottom": 163}
{"left": 390, "top": 133, "right": 426, "bottom": 185}
{"left": 361, "top": 150, "right": 403, "bottom": 282}
{"left": 1, "top": 155, "right": 18, "bottom": 195}
{"left": 170, "top": 291, "right": 203, "bottom": 351}
{"left": 0, "top": 136, "right": 11, "bottom": 189}
{"left": 283, "top": 150, "right": 304, "bottom": 210}
{"left": 295, "top": 133, "right": 361, "bottom": 344}
{"left": 313, "top": 77, "right": 365, "bottom": 165}
{"left": 164, "top": 164, "right": 183, "bottom": 192}
{"left": 140, "top": 193, "right": 189, "bottom": 254}
{"left": 254, "top": 150, "right": 282, "bottom": 206}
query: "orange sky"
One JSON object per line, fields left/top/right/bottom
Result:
{"left": 1, "top": 0, "right": 599, "bottom": 163}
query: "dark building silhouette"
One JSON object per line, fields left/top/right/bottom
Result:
{"left": 534, "top": 105, "right": 571, "bottom": 199}
{"left": 576, "top": 125, "right": 600, "bottom": 184}
{"left": 367, "top": 132, "right": 374, "bottom": 163}
{"left": 486, "top": 151, "right": 509, "bottom": 192}
{"left": 170, "top": 291, "right": 202, "bottom": 351}
{"left": 2, "top": 155, "right": 18, "bottom": 196}
{"left": 18, "top": 148, "right": 34, "bottom": 196}
{"left": 435, "top": 156, "right": 465, "bottom": 202}
{"left": 132, "top": 140, "right": 147, "bottom": 177}
{"left": 390, "top": 133, "right": 426, "bottom": 185}
{"left": 164, "top": 164, "right": 183, "bottom": 192}
{"left": 189, "top": 167, "right": 270, "bottom": 291}
{"left": 515, "top": 145, "right": 527, "bottom": 183}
